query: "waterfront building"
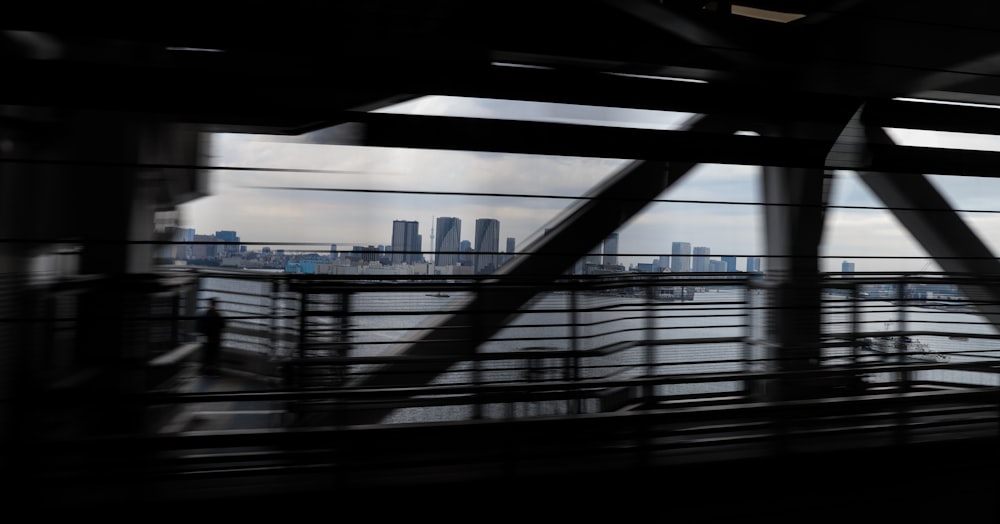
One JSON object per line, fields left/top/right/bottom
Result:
{"left": 693, "top": 246, "right": 710, "bottom": 272}
{"left": 653, "top": 255, "right": 670, "bottom": 272}
{"left": 391, "top": 220, "right": 422, "bottom": 264}
{"left": 191, "top": 234, "right": 221, "bottom": 260}
{"left": 435, "top": 217, "right": 461, "bottom": 266}
{"left": 215, "top": 230, "right": 240, "bottom": 256}
{"left": 603, "top": 233, "right": 619, "bottom": 266}
{"left": 671, "top": 242, "right": 692, "bottom": 273}
{"left": 459, "top": 239, "right": 473, "bottom": 266}
{"left": 474, "top": 218, "right": 500, "bottom": 274}
{"left": 500, "top": 236, "right": 516, "bottom": 267}
{"left": 722, "top": 255, "right": 737, "bottom": 273}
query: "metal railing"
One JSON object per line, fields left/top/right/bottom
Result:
{"left": 15, "top": 268, "right": 1000, "bottom": 505}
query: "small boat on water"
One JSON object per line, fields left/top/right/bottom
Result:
{"left": 426, "top": 292, "right": 450, "bottom": 298}
{"left": 859, "top": 335, "right": 949, "bottom": 363}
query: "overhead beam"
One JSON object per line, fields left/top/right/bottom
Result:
{"left": 863, "top": 99, "right": 1000, "bottom": 136}
{"left": 13, "top": 54, "right": 1000, "bottom": 139}
{"left": 304, "top": 112, "right": 1000, "bottom": 178}
{"left": 0, "top": 56, "right": 860, "bottom": 129}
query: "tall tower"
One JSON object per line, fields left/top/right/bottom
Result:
{"left": 603, "top": 232, "right": 619, "bottom": 266}
{"left": 692, "top": 246, "right": 710, "bottom": 272}
{"left": 460, "top": 240, "right": 473, "bottom": 266}
{"left": 434, "top": 217, "right": 462, "bottom": 266}
{"left": 670, "top": 242, "right": 692, "bottom": 273}
{"left": 721, "top": 255, "right": 737, "bottom": 272}
{"left": 474, "top": 218, "right": 500, "bottom": 274}
{"left": 501, "top": 237, "right": 516, "bottom": 267}
{"left": 391, "top": 220, "right": 421, "bottom": 264}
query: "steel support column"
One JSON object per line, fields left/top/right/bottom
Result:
{"left": 758, "top": 163, "right": 831, "bottom": 400}
{"left": 1, "top": 110, "right": 205, "bottom": 436}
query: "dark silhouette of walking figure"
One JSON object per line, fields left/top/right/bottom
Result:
{"left": 196, "top": 297, "right": 226, "bottom": 376}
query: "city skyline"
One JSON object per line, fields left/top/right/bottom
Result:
{"left": 167, "top": 222, "right": 783, "bottom": 274}
{"left": 178, "top": 96, "right": 1000, "bottom": 274}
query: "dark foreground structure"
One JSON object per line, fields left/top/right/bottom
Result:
{"left": 5, "top": 2, "right": 1000, "bottom": 520}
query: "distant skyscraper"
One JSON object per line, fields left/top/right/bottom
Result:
{"left": 391, "top": 220, "right": 421, "bottom": 264}
{"left": 474, "top": 218, "right": 500, "bottom": 274}
{"left": 721, "top": 255, "right": 737, "bottom": 272}
{"left": 352, "top": 245, "right": 380, "bottom": 263}
{"left": 502, "top": 237, "right": 516, "bottom": 267}
{"left": 709, "top": 260, "right": 727, "bottom": 272}
{"left": 435, "top": 217, "right": 462, "bottom": 266}
{"left": 842, "top": 260, "right": 855, "bottom": 277}
{"left": 692, "top": 246, "right": 710, "bottom": 272}
{"left": 671, "top": 242, "right": 692, "bottom": 273}
{"left": 603, "top": 233, "right": 619, "bottom": 266}
{"left": 655, "top": 255, "right": 670, "bottom": 272}
{"left": 215, "top": 230, "right": 240, "bottom": 255}
{"left": 192, "top": 234, "right": 219, "bottom": 259}
{"left": 747, "top": 256, "right": 761, "bottom": 273}
{"left": 459, "top": 239, "right": 473, "bottom": 266}
{"left": 330, "top": 244, "right": 339, "bottom": 259}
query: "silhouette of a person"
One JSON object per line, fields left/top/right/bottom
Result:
{"left": 196, "top": 297, "right": 226, "bottom": 376}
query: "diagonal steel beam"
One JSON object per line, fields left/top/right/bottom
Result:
{"left": 343, "top": 114, "right": 738, "bottom": 423}
{"left": 845, "top": 114, "right": 1000, "bottom": 334}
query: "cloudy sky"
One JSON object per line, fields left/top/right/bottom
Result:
{"left": 178, "top": 96, "right": 1000, "bottom": 273}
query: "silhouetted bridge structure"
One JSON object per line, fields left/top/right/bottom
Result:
{"left": 9, "top": 2, "right": 1000, "bottom": 520}
{"left": 11, "top": 269, "right": 1000, "bottom": 519}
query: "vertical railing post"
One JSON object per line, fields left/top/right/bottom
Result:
{"left": 170, "top": 289, "right": 180, "bottom": 350}
{"left": 568, "top": 284, "right": 580, "bottom": 414}
{"left": 851, "top": 280, "right": 860, "bottom": 365}
{"left": 897, "top": 276, "right": 910, "bottom": 389}
{"left": 742, "top": 277, "right": 753, "bottom": 396}
{"left": 337, "top": 290, "right": 352, "bottom": 386}
{"left": 268, "top": 277, "right": 279, "bottom": 359}
{"left": 895, "top": 274, "right": 910, "bottom": 445}
{"left": 643, "top": 276, "right": 656, "bottom": 407}
{"left": 472, "top": 279, "right": 483, "bottom": 420}
{"left": 294, "top": 286, "right": 308, "bottom": 392}
{"left": 185, "top": 276, "right": 201, "bottom": 345}
{"left": 334, "top": 290, "right": 351, "bottom": 424}
{"left": 297, "top": 287, "right": 308, "bottom": 361}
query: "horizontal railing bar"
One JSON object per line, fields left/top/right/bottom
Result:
{"left": 40, "top": 388, "right": 1000, "bottom": 457}
{"left": 69, "top": 363, "right": 993, "bottom": 407}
